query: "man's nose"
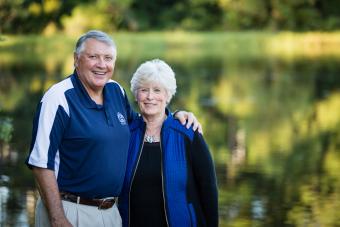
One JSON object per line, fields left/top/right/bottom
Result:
{"left": 96, "top": 58, "right": 105, "bottom": 67}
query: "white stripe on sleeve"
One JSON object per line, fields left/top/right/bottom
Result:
{"left": 27, "top": 78, "right": 73, "bottom": 178}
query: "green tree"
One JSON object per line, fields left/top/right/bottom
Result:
{"left": 61, "top": 0, "right": 134, "bottom": 34}
{"left": 1, "top": 0, "right": 340, "bottom": 33}
{"left": 218, "top": 0, "right": 269, "bottom": 29}
{"left": 0, "top": 0, "right": 87, "bottom": 34}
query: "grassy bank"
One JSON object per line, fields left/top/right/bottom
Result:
{"left": 1, "top": 31, "right": 340, "bottom": 65}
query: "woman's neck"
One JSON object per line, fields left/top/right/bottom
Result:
{"left": 143, "top": 113, "right": 166, "bottom": 137}
{"left": 143, "top": 113, "right": 166, "bottom": 143}
{"left": 143, "top": 113, "right": 166, "bottom": 129}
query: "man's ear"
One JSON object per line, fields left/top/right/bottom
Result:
{"left": 73, "top": 53, "right": 78, "bottom": 68}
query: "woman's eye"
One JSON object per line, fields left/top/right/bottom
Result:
{"left": 105, "top": 56, "right": 113, "bottom": 61}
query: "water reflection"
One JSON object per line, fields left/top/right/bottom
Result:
{"left": 1, "top": 39, "right": 340, "bottom": 226}
{"left": 0, "top": 185, "right": 37, "bottom": 227}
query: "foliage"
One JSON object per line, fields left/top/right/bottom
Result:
{"left": 0, "top": 117, "right": 13, "bottom": 143}
{"left": 1, "top": 0, "right": 340, "bottom": 34}
{"left": 61, "top": 0, "right": 134, "bottom": 35}
{"left": 61, "top": 4, "right": 112, "bottom": 36}
{"left": 0, "top": 0, "right": 65, "bottom": 33}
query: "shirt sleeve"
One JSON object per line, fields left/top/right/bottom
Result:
{"left": 122, "top": 88, "right": 138, "bottom": 123}
{"left": 26, "top": 91, "right": 69, "bottom": 170}
{"left": 190, "top": 130, "right": 219, "bottom": 227}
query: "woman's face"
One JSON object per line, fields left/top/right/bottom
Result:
{"left": 136, "top": 82, "right": 169, "bottom": 118}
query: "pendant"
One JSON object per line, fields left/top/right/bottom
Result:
{"left": 144, "top": 134, "right": 155, "bottom": 143}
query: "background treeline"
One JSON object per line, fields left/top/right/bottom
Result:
{"left": 1, "top": 0, "right": 340, "bottom": 34}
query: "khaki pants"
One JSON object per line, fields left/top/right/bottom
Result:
{"left": 35, "top": 197, "right": 122, "bottom": 227}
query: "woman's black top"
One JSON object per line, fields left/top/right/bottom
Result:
{"left": 130, "top": 142, "right": 167, "bottom": 227}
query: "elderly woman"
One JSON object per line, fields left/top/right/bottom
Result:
{"left": 118, "top": 59, "right": 218, "bottom": 227}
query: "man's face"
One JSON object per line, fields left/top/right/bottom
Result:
{"left": 74, "top": 38, "right": 116, "bottom": 93}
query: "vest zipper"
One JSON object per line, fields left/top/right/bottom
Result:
{"left": 128, "top": 132, "right": 146, "bottom": 227}
{"left": 160, "top": 135, "right": 170, "bottom": 227}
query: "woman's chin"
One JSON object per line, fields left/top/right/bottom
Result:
{"left": 141, "top": 111, "right": 163, "bottom": 118}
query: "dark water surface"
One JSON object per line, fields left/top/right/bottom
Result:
{"left": 1, "top": 37, "right": 340, "bottom": 226}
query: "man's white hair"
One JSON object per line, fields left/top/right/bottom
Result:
{"left": 74, "top": 30, "right": 116, "bottom": 55}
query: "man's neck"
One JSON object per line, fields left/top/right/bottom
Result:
{"left": 77, "top": 75, "right": 104, "bottom": 104}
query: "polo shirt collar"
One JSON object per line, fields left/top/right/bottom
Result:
{"left": 71, "top": 71, "right": 106, "bottom": 109}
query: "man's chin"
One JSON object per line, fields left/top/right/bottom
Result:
{"left": 94, "top": 78, "right": 110, "bottom": 85}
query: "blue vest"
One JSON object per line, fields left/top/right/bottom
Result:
{"left": 119, "top": 111, "right": 197, "bottom": 227}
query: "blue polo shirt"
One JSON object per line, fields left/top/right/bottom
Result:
{"left": 26, "top": 72, "right": 133, "bottom": 198}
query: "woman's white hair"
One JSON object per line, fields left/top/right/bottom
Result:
{"left": 131, "top": 59, "right": 177, "bottom": 103}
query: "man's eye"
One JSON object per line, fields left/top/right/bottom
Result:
{"left": 105, "top": 56, "right": 113, "bottom": 61}
{"left": 89, "top": 55, "right": 97, "bottom": 59}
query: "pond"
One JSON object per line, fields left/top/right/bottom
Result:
{"left": 1, "top": 33, "right": 340, "bottom": 226}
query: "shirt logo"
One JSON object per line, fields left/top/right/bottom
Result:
{"left": 117, "top": 112, "right": 127, "bottom": 125}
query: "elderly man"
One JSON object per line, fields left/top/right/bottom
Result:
{"left": 26, "top": 30, "right": 201, "bottom": 227}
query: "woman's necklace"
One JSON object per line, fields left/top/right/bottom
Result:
{"left": 144, "top": 115, "right": 165, "bottom": 143}
{"left": 144, "top": 127, "right": 161, "bottom": 143}
{"left": 144, "top": 134, "right": 157, "bottom": 143}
